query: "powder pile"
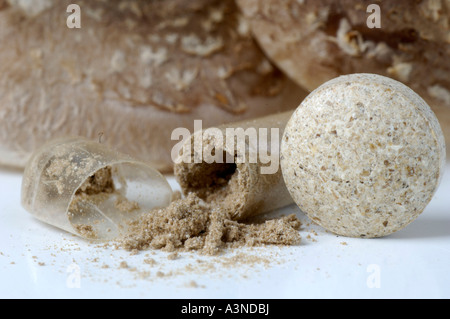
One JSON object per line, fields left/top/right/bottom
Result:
{"left": 118, "top": 193, "right": 302, "bottom": 255}
{"left": 64, "top": 165, "right": 302, "bottom": 254}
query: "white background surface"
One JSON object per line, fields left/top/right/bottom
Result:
{"left": 1, "top": 164, "right": 449, "bottom": 299}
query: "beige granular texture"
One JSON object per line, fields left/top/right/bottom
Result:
{"left": 118, "top": 193, "right": 301, "bottom": 255}
{"left": 114, "top": 197, "right": 140, "bottom": 214}
{"left": 75, "top": 166, "right": 115, "bottom": 196}
{"left": 68, "top": 166, "right": 140, "bottom": 238}
{"left": 42, "top": 151, "right": 100, "bottom": 196}
{"left": 73, "top": 224, "right": 97, "bottom": 239}
{"left": 68, "top": 166, "right": 115, "bottom": 211}
{"left": 166, "top": 111, "right": 302, "bottom": 255}
{"left": 281, "top": 74, "right": 446, "bottom": 238}
{"left": 68, "top": 166, "right": 116, "bottom": 239}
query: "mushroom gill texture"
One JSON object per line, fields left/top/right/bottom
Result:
{"left": 237, "top": 0, "right": 450, "bottom": 144}
{"left": 0, "top": 0, "right": 305, "bottom": 171}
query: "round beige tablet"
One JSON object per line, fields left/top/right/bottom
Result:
{"left": 281, "top": 74, "right": 446, "bottom": 238}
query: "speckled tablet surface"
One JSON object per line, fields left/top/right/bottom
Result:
{"left": 281, "top": 74, "right": 446, "bottom": 238}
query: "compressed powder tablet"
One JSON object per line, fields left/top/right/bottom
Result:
{"left": 280, "top": 74, "right": 446, "bottom": 238}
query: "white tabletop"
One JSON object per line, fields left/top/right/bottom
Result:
{"left": 1, "top": 164, "right": 449, "bottom": 299}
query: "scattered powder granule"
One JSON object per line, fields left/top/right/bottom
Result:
{"left": 143, "top": 258, "right": 157, "bottom": 266}
{"left": 186, "top": 280, "right": 199, "bottom": 288}
{"left": 218, "top": 252, "right": 272, "bottom": 268}
{"left": 167, "top": 252, "right": 179, "bottom": 260}
{"left": 129, "top": 249, "right": 139, "bottom": 256}
{"left": 73, "top": 224, "right": 98, "bottom": 239}
{"left": 135, "top": 271, "right": 151, "bottom": 280}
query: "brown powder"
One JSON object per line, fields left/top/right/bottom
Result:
{"left": 167, "top": 252, "right": 179, "bottom": 260}
{"left": 118, "top": 193, "right": 301, "bottom": 256}
{"left": 114, "top": 197, "right": 140, "bottom": 213}
{"left": 185, "top": 280, "right": 200, "bottom": 288}
{"left": 75, "top": 166, "right": 114, "bottom": 196}
{"left": 68, "top": 167, "right": 115, "bottom": 217}
{"left": 175, "top": 160, "right": 251, "bottom": 221}
{"left": 143, "top": 258, "right": 157, "bottom": 266}
{"left": 73, "top": 224, "right": 98, "bottom": 239}
{"left": 61, "top": 160, "right": 303, "bottom": 256}
{"left": 67, "top": 166, "right": 141, "bottom": 239}
{"left": 70, "top": 166, "right": 141, "bottom": 215}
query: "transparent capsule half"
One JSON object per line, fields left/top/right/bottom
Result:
{"left": 21, "top": 137, "right": 173, "bottom": 241}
